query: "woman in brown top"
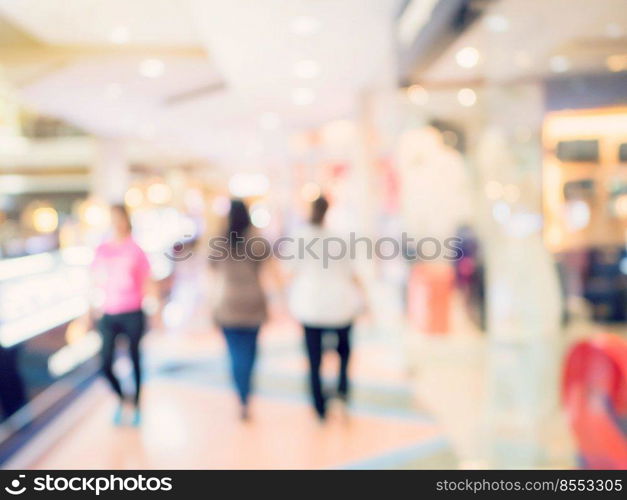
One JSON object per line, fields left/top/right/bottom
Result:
{"left": 211, "top": 199, "right": 272, "bottom": 420}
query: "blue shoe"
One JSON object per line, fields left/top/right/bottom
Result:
{"left": 131, "top": 409, "right": 142, "bottom": 427}
{"left": 112, "top": 405, "right": 124, "bottom": 426}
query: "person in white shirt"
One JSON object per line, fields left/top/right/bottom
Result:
{"left": 287, "top": 195, "right": 362, "bottom": 420}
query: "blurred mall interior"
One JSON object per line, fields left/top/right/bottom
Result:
{"left": 0, "top": 0, "right": 626, "bottom": 470}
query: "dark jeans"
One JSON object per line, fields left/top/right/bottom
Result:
{"left": 304, "top": 323, "right": 352, "bottom": 418}
{"left": 98, "top": 310, "right": 145, "bottom": 405}
{"left": 222, "top": 327, "right": 260, "bottom": 406}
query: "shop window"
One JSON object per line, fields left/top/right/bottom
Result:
{"left": 556, "top": 139, "right": 599, "bottom": 163}
{"left": 563, "top": 179, "right": 595, "bottom": 200}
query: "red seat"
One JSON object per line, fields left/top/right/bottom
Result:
{"left": 562, "top": 334, "right": 627, "bottom": 469}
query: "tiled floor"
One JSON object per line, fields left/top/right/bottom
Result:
{"left": 26, "top": 322, "right": 457, "bottom": 469}
{"left": 9, "top": 256, "right": 583, "bottom": 469}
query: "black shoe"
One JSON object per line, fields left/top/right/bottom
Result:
{"left": 315, "top": 403, "right": 326, "bottom": 422}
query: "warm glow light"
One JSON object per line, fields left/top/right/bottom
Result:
{"left": 250, "top": 204, "right": 271, "bottom": 228}
{"left": 291, "top": 87, "right": 315, "bottom": 106}
{"left": 293, "top": 59, "right": 320, "bottom": 79}
{"left": 125, "top": 187, "right": 144, "bottom": 208}
{"left": 83, "top": 202, "right": 109, "bottom": 228}
{"left": 146, "top": 182, "right": 172, "bottom": 204}
{"left": 457, "top": 88, "right": 477, "bottom": 107}
{"left": 407, "top": 84, "right": 429, "bottom": 105}
{"left": 65, "top": 318, "right": 88, "bottom": 344}
{"left": 301, "top": 182, "right": 321, "bottom": 202}
{"left": 615, "top": 194, "right": 627, "bottom": 218}
{"left": 606, "top": 54, "right": 627, "bottom": 73}
{"left": 544, "top": 108, "right": 627, "bottom": 137}
{"left": 33, "top": 207, "right": 58, "bottom": 233}
{"left": 139, "top": 58, "right": 165, "bottom": 78}
{"left": 455, "top": 47, "right": 480, "bottom": 69}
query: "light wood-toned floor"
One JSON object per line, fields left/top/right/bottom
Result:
{"left": 31, "top": 380, "right": 442, "bottom": 469}
{"left": 21, "top": 315, "right": 453, "bottom": 470}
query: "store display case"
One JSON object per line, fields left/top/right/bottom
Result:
{"left": 543, "top": 107, "right": 627, "bottom": 323}
{"left": 0, "top": 246, "right": 174, "bottom": 436}
{"left": 0, "top": 249, "right": 95, "bottom": 425}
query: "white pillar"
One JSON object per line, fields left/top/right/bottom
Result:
{"left": 477, "top": 84, "right": 568, "bottom": 467}
{"left": 91, "top": 138, "right": 130, "bottom": 204}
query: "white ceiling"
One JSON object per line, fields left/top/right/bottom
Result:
{"left": 0, "top": 0, "right": 198, "bottom": 46}
{"left": 422, "top": 0, "right": 627, "bottom": 84}
{"left": 0, "top": 0, "right": 401, "bottom": 164}
{"left": 3, "top": 0, "right": 624, "bottom": 166}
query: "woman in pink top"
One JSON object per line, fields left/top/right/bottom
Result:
{"left": 92, "top": 205, "right": 151, "bottom": 426}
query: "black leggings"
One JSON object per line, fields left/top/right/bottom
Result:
{"left": 98, "top": 310, "right": 145, "bottom": 405}
{"left": 304, "top": 324, "right": 352, "bottom": 418}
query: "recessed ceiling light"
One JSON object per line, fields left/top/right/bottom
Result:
{"left": 293, "top": 60, "right": 320, "bottom": 79}
{"left": 455, "top": 47, "right": 480, "bottom": 68}
{"left": 289, "top": 16, "right": 319, "bottom": 36}
{"left": 549, "top": 55, "right": 570, "bottom": 73}
{"left": 291, "top": 87, "right": 315, "bottom": 106}
{"left": 110, "top": 25, "right": 130, "bottom": 44}
{"left": 139, "top": 58, "right": 165, "bottom": 78}
{"left": 407, "top": 84, "right": 429, "bottom": 106}
{"left": 484, "top": 14, "right": 509, "bottom": 33}
{"left": 457, "top": 88, "right": 477, "bottom": 107}
{"left": 259, "top": 112, "right": 281, "bottom": 130}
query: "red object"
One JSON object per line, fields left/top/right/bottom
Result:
{"left": 407, "top": 263, "right": 454, "bottom": 334}
{"left": 562, "top": 334, "right": 627, "bottom": 469}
